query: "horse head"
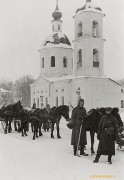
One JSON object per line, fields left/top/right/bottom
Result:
{"left": 59, "top": 105, "right": 70, "bottom": 121}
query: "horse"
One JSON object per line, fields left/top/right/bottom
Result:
{"left": 85, "top": 107, "right": 123, "bottom": 155}
{"left": 0, "top": 100, "right": 23, "bottom": 134}
{"left": 19, "top": 107, "right": 49, "bottom": 140}
{"left": 49, "top": 105, "right": 70, "bottom": 139}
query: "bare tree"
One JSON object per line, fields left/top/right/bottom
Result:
{"left": 14, "top": 75, "right": 34, "bottom": 107}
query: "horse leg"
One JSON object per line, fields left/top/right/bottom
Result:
{"left": 4, "top": 120, "right": 8, "bottom": 134}
{"left": 39, "top": 124, "right": 43, "bottom": 136}
{"left": 33, "top": 124, "right": 35, "bottom": 140}
{"left": 31, "top": 123, "right": 34, "bottom": 132}
{"left": 51, "top": 123, "right": 54, "bottom": 138}
{"left": 8, "top": 121, "right": 12, "bottom": 133}
{"left": 90, "top": 130, "right": 95, "bottom": 155}
{"left": 22, "top": 126, "right": 24, "bottom": 137}
{"left": 24, "top": 122, "right": 28, "bottom": 136}
{"left": 14, "top": 122, "right": 17, "bottom": 131}
{"left": 56, "top": 120, "right": 61, "bottom": 139}
{"left": 36, "top": 123, "right": 39, "bottom": 138}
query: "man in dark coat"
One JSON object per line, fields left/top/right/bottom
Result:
{"left": 71, "top": 99, "right": 88, "bottom": 156}
{"left": 93, "top": 107, "right": 118, "bottom": 164}
{"left": 43, "top": 104, "right": 51, "bottom": 131}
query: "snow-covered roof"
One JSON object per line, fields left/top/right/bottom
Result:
{"left": 75, "top": 1, "right": 104, "bottom": 16}
{"left": 41, "top": 75, "right": 124, "bottom": 87}
{"left": 40, "top": 32, "right": 72, "bottom": 49}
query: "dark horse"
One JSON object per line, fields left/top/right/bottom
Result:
{"left": 0, "top": 100, "right": 23, "bottom": 134}
{"left": 85, "top": 107, "right": 123, "bottom": 154}
{"left": 49, "top": 105, "right": 70, "bottom": 139}
{"left": 20, "top": 108, "right": 48, "bottom": 140}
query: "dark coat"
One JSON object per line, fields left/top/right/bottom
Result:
{"left": 71, "top": 106, "right": 87, "bottom": 146}
{"left": 97, "top": 114, "right": 118, "bottom": 156}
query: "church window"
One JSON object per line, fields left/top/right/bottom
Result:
{"left": 53, "top": 25, "right": 54, "bottom": 31}
{"left": 45, "top": 97, "right": 48, "bottom": 106}
{"left": 37, "top": 98, "right": 39, "bottom": 107}
{"left": 42, "top": 57, "right": 44, "bottom": 68}
{"left": 77, "top": 49, "right": 82, "bottom": 68}
{"left": 62, "top": 89, "right": 64, "bottom": 92}
{"left": 121, "top": 89, "right": 124, "bottom": 93}
{"left": 51, "top": 56, "right": 55, "bottom": 67}
{"left": 63, "top": 57, "right": 67, "bottom": 67}
{"left": 92, "top": 21, "right": 98, "bottom": 37}
{"left": 58, "top": 25, "right": 60, "bottom": 30}
{"left": 78, "top": 22, "right": 82, "bottom": 37}
{"left": 56, "top": 97, "right": 58, "bottom": 107}
{"left": 34, "top": 98, "right": 35, "bottom": 104}
{"left": 62, "top": 96, "right": 64, "bottom": 105}
{"left": 121, "top": 100, "right": 124, "bottom": 108}
{"left": 56, "top": 89, "right": 58, "bottom": 92}
{"left": 93, "top": 48, "right": 99, "bottom": 67}
{"left": 40, "top": 96, "right": 44, "bottom": 102}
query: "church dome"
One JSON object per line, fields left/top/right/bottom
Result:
{"left": 52, "top": 0, "right": 62, "bottom": 20}
{"left": 76, "top": 0, "right": 102, "bottom": 14}
{"left": 52, "top": 9, "right": 62, "bottom": 20}
{"left": 41, "top": 32, "right": 72, "bottom": 48}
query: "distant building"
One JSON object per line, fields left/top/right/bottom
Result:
{"left": 30, "top": 0, "right": 124, "bottom": 111}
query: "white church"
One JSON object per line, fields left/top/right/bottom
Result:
{"left": 30, "top": 0, "right": 124, "bottom": 111}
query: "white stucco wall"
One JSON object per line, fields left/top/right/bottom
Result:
{"left": 70, "top": 77, "right": 124, "bottom": 111}
{"left": 39, "top": 47, "right": 73, "bottom": 77}
{"left": 73, "top": 11, "right": 105, "bottom": 77}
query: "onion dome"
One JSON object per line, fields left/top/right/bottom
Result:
{"left": 41, "top": 32, "right": 71, "bottom": 48}
{"left": 76, "top": 0, "right": 102, "bottom": 14}
{"left": 52, "top": 0, "right": 62, "bottom": 20}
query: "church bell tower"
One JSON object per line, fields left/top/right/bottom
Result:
{"left": 73, "top": 0, "right": 105, "bottom": 77}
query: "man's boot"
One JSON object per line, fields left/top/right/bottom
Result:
{"left": 108, "top": 155, "right": 112, "bottom": 164}
{"left": 73, "top": 145, "right": 77, "bottom": 156}
{"left": 93, "top": 153, "right": 101, "bottom": 163}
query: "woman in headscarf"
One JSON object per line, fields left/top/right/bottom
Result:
{"left": 71, "top": 99, "right": 88, "bottom": 156}
{"left": 93, "top": 107, "right": 118, "bottom": 164}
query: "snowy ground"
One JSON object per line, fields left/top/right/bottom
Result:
{"left": 0, "top": 113, "right": 124, "bottom": 180}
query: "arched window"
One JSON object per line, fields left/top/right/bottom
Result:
{"left": 63, "top": 57, "right": 67, "bottom": 67}
{"left": 56, "top": 97, "right": 58, "bottom": 107}
{"left": 53, "top": 25, "right": 54, "bottom": 31}
{"left": 93, "top": 48, "right": 99, "bottom": 67}
{"left": 92, "top": 21, "right": 98, "bottom": 37}
{"left": 51, "top": 56, "right": 55, "bottom": 67}
{"left": 77, "top": 49, "right": 82, "bottom": 68}
{"left": 78, "top": 22, "right": 82, "bottom": 37}
{"left": 121, "top": 100, "right": 124, "bottom": 108}
{"left": 45, "top": 97, "right": 48, "bottom": 106}
{"left": 62, "top": 96, "right": 64, "bottom": 105}
{"left": 42, "top": 57, "right": 44, "bottom": 68}
{"left": 58, "top": 25, "right": 60, "bottom": 30}
{"left": 37, "top": 98, "right": 39, "bottom": 108}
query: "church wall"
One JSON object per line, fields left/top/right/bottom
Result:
{"left": 49, "top": 80, "right": 72, "bottom": 108}
{"left": 74, "top": 11, "right": 104, "bottom": 39}
{"left": 84, "top": 78, "right": 124, "bottom": 110}
{"left": 30, "top": 77, "right": 50, "bottom": 108}
{"left": 74, "top": 37, "right": 104, "bottom": 77}
{"left": 39, "top": 47, "right": 73, "bottom": 77}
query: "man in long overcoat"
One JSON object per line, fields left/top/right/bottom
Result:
{"left": 43, "top": 104, "right": 51, "bottom": 131}
{"left": 93, "top": 107, "right": 118, "bottom": 164}
{"left": 71, "top": 99, "right": 88, "bottom": 156}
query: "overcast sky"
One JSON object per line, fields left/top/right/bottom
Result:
{"left": 0, "top": 0, "right": 124, "bottom": 81}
